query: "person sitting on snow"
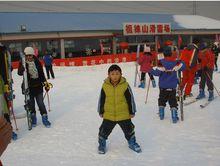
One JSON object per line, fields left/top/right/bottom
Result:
{"left": 138, "top": 42, "right": 156, "bottom": 88}
{"left": 150, "top": 45, "right": 186, "bottom": 123}
{"left": 97, "top": 64, "right": 141, "bottom": 154}
{"left": 18, "top": 47, "right": 52, "bottom": 128}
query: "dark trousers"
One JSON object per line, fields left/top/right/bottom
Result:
{"left": 199, "top": 68, "right": 214, "bottom": 91}
{"left": 215, "top": 55, "right": 218, "bottom": 69}
{"left": 158, "top": 88, "right": 178, "bottom": 109}
{"left": 29, "top": 92, "right": 47, "bottom": 115}
{"left": 99, "top": 119, "right": 135, "bottom": 141}
{"left": 141, "top": 72, "right": 154, "bottom": 81}
{"left": 45, "top": 65, "right": 55, "bottom": 79}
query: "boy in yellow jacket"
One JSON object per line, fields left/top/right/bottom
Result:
{"left": 97, "top": 64, "right": 141, "bottom": 154}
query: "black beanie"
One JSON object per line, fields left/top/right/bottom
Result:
{"left": 108, "top": 64, "right": 122, "bottom": 74}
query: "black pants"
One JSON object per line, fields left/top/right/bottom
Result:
{"left": 29, "top": 92, "right": 47, "bottom": 116}
{"left": 199, "top": 68, "right": 214, "bottom": 91}
{"left": 99, "top": 119, "right": 135, "bottom": 141}
{"left": 215, "top": 55, "right": 218, "bottom": 69}
{"left": 158, "top": 88, "right": 178, "bottom": 109}
{"left": 141, "top": 72, "right": 155, "bottom": 81}
{"left": 45, "top": 65, "right": 55, "bottom": 79}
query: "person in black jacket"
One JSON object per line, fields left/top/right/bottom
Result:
{"left": 211, "top": 42, "right": 220, "bottom": 71}
{"left": 18, "top": 47, "right": 51, "bottom": 128}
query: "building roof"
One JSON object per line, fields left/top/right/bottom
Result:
{"left": 0, "top": 12, "right": 220, "bottom": 34}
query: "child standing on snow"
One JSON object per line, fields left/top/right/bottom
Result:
{"left": 150, "top": 45, "right": 185, "bottom": 123}
{"left": 138, "top": 44, "right": 156, "bottom": 88}
{"left": 97, "top": 64, "right": 141, "bottom": 154}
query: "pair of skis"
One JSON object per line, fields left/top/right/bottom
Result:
{"left": 4, "top": 50, "right": 18, "bottom": 130}
{"left": 20, "top": 52, "right": 32, "bottom": 130}
{"left": 184, "top": 97, "right": 216, "bottom": 109}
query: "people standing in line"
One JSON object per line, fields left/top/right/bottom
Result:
{"left": 43, "top": 51, "right": 55, "bottom": 79}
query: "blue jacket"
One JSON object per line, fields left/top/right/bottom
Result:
{"left": 150, "top": 58, "right": 185, "bottom": 89}
{"left": 43, "top": 55, "right": 53, "bottom": 66}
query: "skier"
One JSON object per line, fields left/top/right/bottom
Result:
{"left": 97, "top": 64, "right": 141, "bottom": 154}
{"left": 150, "top": 44, "right": 186, "bottom": 123}
{"left": 211, "top": 41, "right": 220, "bottom": 71}
{"left": 43, "top": 51, "right": 55, "bottom": 79}
{"left": 180, "top": 42, "right": 199, "bottom": 98}
{"left": 18, "top": 47, "right": 52, "bottom": 128}
{"left": 196, "top": 43, "right": 215, "bottom": 101}
{"left": 138, "top": 44, "right": 156, "bottom": 88}
{"left": 0, "top": 44, "right": 17, "bottom": 140}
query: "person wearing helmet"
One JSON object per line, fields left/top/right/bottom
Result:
{"left": 150, "top": 44, "right": 186, "bottom": 123}
{"left": 18, "top": 47, "right": 51, "bottom": 128}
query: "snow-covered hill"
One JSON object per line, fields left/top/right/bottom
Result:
{"left": 2, "top": 62, "right": 220, "bottom": 166}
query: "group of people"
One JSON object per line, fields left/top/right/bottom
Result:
{"left": 137, "top": 39, "right": 219, "bottom": 122}
{"left": 0, "top": 39, "right": 219, "bottom": 158}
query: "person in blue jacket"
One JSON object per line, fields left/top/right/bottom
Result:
{"left": 43, "top": 51, "right": 55, "bottom": 79}
{"left": 150, "top": 45, "right": 186, "bottom": 123}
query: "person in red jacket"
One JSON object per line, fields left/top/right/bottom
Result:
{"left": 138, "top": 45, "right": 156, "bottom": 88}
{"left": 180, "top": 46, "right": 198, "bottom": 98}
{"left": 196, "top": 43, "right": 215, "bottom": 101}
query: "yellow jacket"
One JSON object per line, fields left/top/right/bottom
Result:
{"left": 98, "top": 77, "right": 136, "bottom": 121}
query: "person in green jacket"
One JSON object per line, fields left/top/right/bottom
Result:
{"left": 97, "top": 64, "right": 141, "bottom": 154}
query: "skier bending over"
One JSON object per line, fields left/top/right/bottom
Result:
{"left": 18, "top": 47, "right": 51, "bottom": 128}
{"left": 97, "top": 64, "right": 141, "bottom": 154}
{"left": 150, "top": 45, "right": 186, "bottom": 123}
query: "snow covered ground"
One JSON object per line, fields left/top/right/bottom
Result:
{"left": 2, "top": 62, "right": 220, "bottom": 166}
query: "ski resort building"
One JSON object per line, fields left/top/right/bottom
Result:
{"left": 0, "top": 12, "right": 220, "bottom": 66}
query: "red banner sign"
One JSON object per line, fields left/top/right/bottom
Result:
{"left": 123, "top": 23, "right": 171, "bottom": 35}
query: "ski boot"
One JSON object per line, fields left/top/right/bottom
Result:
{"left": 128, "top": 136, "right": 141, "bottom": 153}
{"left": 98, "top": 137, "right": 106, "bottom": 154}
{"left": 12, "top": 131, "right": 18, "bottom": 140}
{"left": 208, "top": 90, "right": 214, "bottom": 101}
{"left": 31, "top": 113, "right": 37, "bottom": 127}
{"left": 159, "top": 106, "right": 165, "bottom": 120}
{"left": 138, "top": 81, "right": 145, "bottom": 88}
{"left": 42, "top": 114, "right": 51, "bottom": 128}
{"left": 196, "top": 89, "right": 205, "bottom": 99}
{"left": 151, "top": 79, "right": 156, "bottom": 88}
{"left": 171, "top": 108, "right": 179, "bottom": 123}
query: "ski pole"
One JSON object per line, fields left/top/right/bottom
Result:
{"left": 145, "top": 77, "right": 151, "bottom": 104}
{"left": 9, "top": 101, "right": 18, "bottom": 130}
{"left": 46, "top": 92, "right": 51, "bottom": 112}
{"left": 205, "top": 70, "right": 220, "bottom": 97}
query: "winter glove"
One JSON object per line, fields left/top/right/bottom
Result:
{"left": 172, "top": 63, "right": 183, "bottom": 71}
{"left": 4, "top": 85, "right": 10, "bottom": 93}
{"left": 43, "top": 82, "right": 53, "bottom": 92}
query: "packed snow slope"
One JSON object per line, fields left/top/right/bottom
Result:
{"left": 2, "top": 62, "right": 220, "bottom": 166}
